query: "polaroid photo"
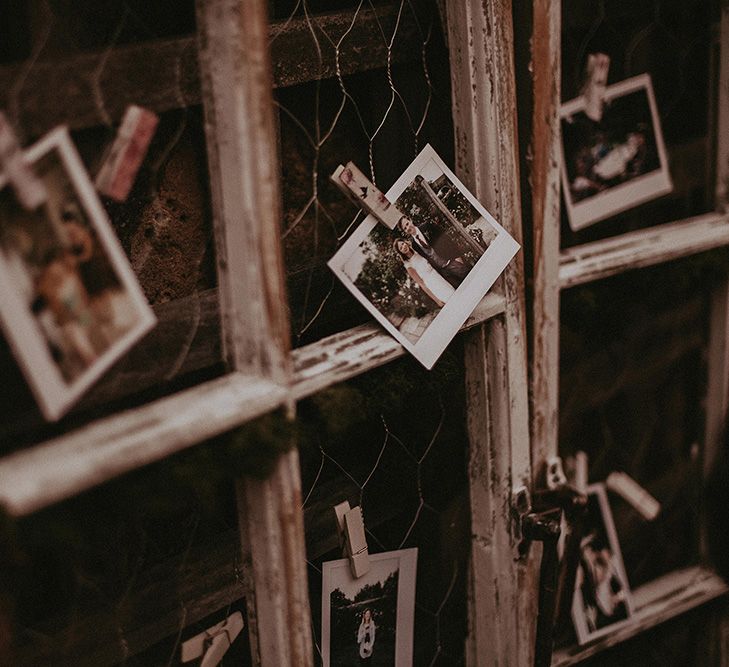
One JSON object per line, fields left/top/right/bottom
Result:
{"left": 0, "top": 126, "right": 156, "bottom": 420}
{"left": 328, "top": 145, "right": 519, "bottom": 369}
{"left": 572, "top": 483, "right": 634, "bottom": 644}
{"left": 560, "top": 73, "right": 673, "bottom": 230}
{"left": 322, "top": 548, "right": 417, "bottom": 667}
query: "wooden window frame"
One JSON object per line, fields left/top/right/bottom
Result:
{"left": 5, "top": 1, "right": 722, "bottom": 664}
{"left": 524, "top": 2, "right": 729, "bottom": 664}
{"left": 0, "top": 2, "right": 529, "bottom": 665}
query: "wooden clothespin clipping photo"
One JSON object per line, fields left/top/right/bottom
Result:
{"left": 328, "top": 145, "right": 519, "bottom": 369}
{"left": 181, "top": 611, "right": 244, "bottom": 667}
{"left": 331, "top": 162, "right": 402, "bottom": 230}
{"left": 334, "top": 500, "right": 370, "bottom": 578}
{"left": 95, "top": 104, "right": 159, "bottom": 202}
{"left": 0, "top": 111, "right": 47, "bottom": 210}
{"left": 582, "top": 53, "right": 610, "bottom": 122}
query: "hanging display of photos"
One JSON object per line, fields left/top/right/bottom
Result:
{"left": 0, "top": 126, "right": 156, "bottom": 420}
{"left": 322, "top": 548, "right": 418, "bottom": 667}
{"left": 571, "top": 484, "right": 634, "bottom": 644}
{"left": 328, "top": 145, "right": 519, "bottom": 369}
{"left": 560, "top": 73, "right": 673, "bottom": 231}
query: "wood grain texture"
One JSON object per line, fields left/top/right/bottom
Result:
{"left": 0, "top": 6, "right": 421, "bottom": 136}
{"left": 552, "top": 566, "right": 729, "bottom": 666}
{"left": 559, "top": 212, "right": 729, "bottom": 289}
{"left": 445, "top": 1, "right": 535, "bottom": 664}
{"left": 527, "top": 0, "right": 561, "bottom": 480}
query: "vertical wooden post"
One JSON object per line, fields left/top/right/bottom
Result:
{"left": 196, "top": 2, "right": 311, "bottom": 666}
{"left": 445, "top": 1, "right": 536, "bottom": 664}
{"left": 196, "top": 0, "right": 290, "bottom": 382}
{"left": 526, "top": 0, "right": 562, "bottom": 482}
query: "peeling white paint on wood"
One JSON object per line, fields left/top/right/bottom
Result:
{"left": 552, "top": 566, "right": 729, "bottom": 666}
{"left": 291, "top": 292, "right": 506, "bottom": 400}
{"left": 528, "top": 0, "right": 562, "bottom": 479}
{"left": 445, "top": 0, "right": 536, "bottom": 664}
{"left": 559, "top": 212, "right": 729, "bottom": 289}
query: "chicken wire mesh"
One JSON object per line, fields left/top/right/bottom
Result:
{"left": 298, "top": 346, "right": 471, "bottom": 666}
{"left": 0, "top": 1, "right": 472, "bottom": 666}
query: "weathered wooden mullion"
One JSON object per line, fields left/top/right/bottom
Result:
{"left": 445, "top": 1, "right": 535, "bottom": 664}
{"left": 195, "top": 2, "right": 311, "bottom": 666}
{"left": 524, "top": 0, "right": 562, "bottom": 478}
{"left": 0, "top": 5, "right": 422, "bottom": 136}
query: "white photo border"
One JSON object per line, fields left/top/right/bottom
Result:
{"left": 0, "top": 126, "right": 156, "bottom": 420}
{"left": 321, "top": 547, "right": 418, "bottom": 667}
{"left": 560, "top": 73, "right": 673, "bottom": 231}
{"left": 571, "top": 482, "right": 635, "bottom": 645}
{"left": 328, "top": 144, "right": 519, "bottom": 369}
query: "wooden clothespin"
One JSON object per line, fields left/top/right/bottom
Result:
{"left": 582, "top": 53, "right": 610, "bottom": 122}
{"left": 606, "top": 471, "right": 660, "bottom": 521}
{"left": 330, "top": 162, "right": 402, "bottom": 230}
{"left": 180, "top": 611, "right": 244, "bottom": 667}
{"left": 334, "top": 500, "right": 370, "bottom": 578}
{"left": 95, "top": 104, "right": 159, "bottom": 202}
{"left": 0, "top": 111, "right": 46, "bottom": 210}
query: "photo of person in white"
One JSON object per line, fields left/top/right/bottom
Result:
{"left": 577, "top": 531, "right": 628, "bottom": 633}
{"left": 357, "top": 608, "right": 376, "bottom": 664}
{"left": 393, "top": 238, "right": 455, "bottom": 308}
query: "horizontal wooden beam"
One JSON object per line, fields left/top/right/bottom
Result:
{"left": 0, "top": 290, "right": 505, "bottom": 516}
{"left": 0, "top": 373, "right": 287, "bottom": 516}
{"left": 559, "top": 212, "right": 729, "bottom": 289}
{"left": 552, "top": 566, "right": 729, "bottom": 666}
{"left": 0, "top": 5, "right": 422, "bottom": 136}
{"left": 291, "top": 291, "right": 506, "bottom": 400}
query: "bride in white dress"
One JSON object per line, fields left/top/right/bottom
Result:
{"left": 393, "top": 239, "right": 455, "bottom": 308}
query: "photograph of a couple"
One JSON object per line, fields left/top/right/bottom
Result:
{"left": 571, "top": 484, "right": 634, "bottom": 644}
{"left": 329, "top": 145, "right": 519, "bottom": 369}
{"left": 322, "top": 548, "right": 417, "bottom": 667}
{"left": 560, "top": 73, "right": 672, "bottom": 230}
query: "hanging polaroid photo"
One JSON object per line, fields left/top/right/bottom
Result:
{"left": 572, "top": 483, "right": 634, "bottom": 644}
{"left": 560, "top": 73, "right": 673, "bottom": 230}
{"left": 322, "top": 548, "right": 417, "bottom": 667}
{"left": 328, "top": 145, "right": 519, "bottom": 369}
{"left": 0, "top": 126, "right": 155, "bottom": 420}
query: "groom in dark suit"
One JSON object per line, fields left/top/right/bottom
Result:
{"left": 397, "top": 216, "right": 470, "bottom": 288}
